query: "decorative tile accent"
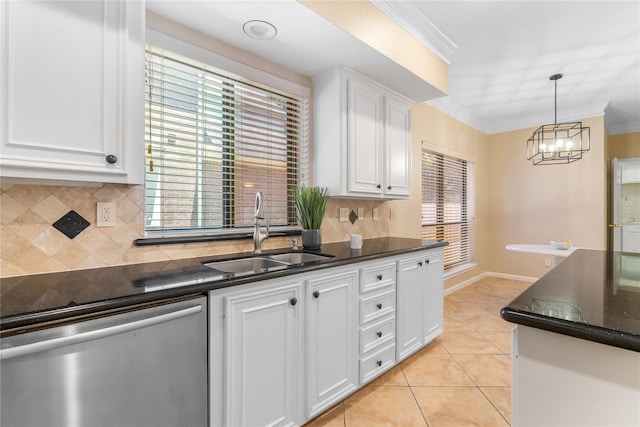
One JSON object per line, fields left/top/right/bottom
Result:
{"left": 349, "top": 210, "right": 358, "bottom": 224}
{"left": 53, "top": 210, "right": 90, "bottom": 239}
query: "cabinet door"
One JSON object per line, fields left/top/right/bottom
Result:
{"left": 424, "top": 250, "right": 444, "bottom": 343}
{"left": 0, "top": 0, "right": 144, "bottom": 185}
{"left": 384, "top": 95, "right": 411, "bottom": 197}
{"left": 223, "top": 282, "right": 302, "bottom": 427}
{"left": 347, "top": 77, "right": 383, "bottom": 195}
{"left": 396, "top": 256, "right": 425, "bottom": 361}
{"left": 307, "top": 269, "right": 358, "bottom": 418}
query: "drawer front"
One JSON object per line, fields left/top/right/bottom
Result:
{"left": 360, "top": 315, "right": 395, "bottom": 354}
{"left": 361, "top": 263, "right": 396, "bottom": 293}
{"left": 360, "top": 289, "right": 395, "bottom": 324}
{"left": 359, "top": 342, "right": 396, "bottom": 385}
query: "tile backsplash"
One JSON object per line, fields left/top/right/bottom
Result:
{"left": 0, "top": 184, "right": 390, "bottom": 277}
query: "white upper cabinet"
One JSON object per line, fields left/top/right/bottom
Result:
{"left": 313, "top": 67, "right": 412, "bottom": 199}
{"left": 620, "top": 157, "right": 640, "bottom": 184}
{"left": 0, "top": 0, "right": 144, "bottom": 185}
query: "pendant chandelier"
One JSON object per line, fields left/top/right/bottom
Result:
{"left": 526, "top": 74, "right": 590, "bottom": 165}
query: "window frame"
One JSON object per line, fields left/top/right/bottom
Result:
{"left": 142, "top": 30, "right": 311, "bottom": 239}
{"left": 421, "top": 148, "right": 475, "bottom": 273}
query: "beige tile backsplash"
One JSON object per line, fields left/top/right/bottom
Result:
{"left": 0, "top": 184, "right": 390, "bottom": 277}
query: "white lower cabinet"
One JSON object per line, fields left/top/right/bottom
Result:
{"left": 396, "top": 248, "right": 444, "bottom": 362}
{"left": 423, "top": 250, "right": 444, "bottom": 343}
{"left": 306, "top": 269, "right": 359, "bottom": 418}
{"left": 209, "top": 279, "right": 305, "bottom": 427}
{"left": 208, "top": 247, "right": 444, "bottom": 426}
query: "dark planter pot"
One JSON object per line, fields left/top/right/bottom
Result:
{"left": 301, "top": 229, "right": 322, "bottom": 250}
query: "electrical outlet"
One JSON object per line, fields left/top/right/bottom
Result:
{"left": 357, "top": 207, "right": 364, "bottom": 220}
{"left": 97, "top": 202, "right": 116, "bottom": 227}
{"left": 339, "top": 208, "right": 349, "bottom": 222}
{"left": 373, "top": 208, "right": 379, "bottom": 221}
{"left": 389, "top": 208, "right": 396, "bottom": 220}
{"left": 544, "top": 257, "right": 551, "bottom": 267}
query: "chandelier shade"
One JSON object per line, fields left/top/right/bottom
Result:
{"left": 527, "top": 122, "right": 590, "bottom": 165}
{"left": 526, "top": 74, "right": 590, "bottom": 165}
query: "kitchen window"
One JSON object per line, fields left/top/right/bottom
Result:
{"left": 421, "top": 149, "right": 475, "bottom": 272}
{"left": 144, "top": 42, "right": 309, "bottom": 236}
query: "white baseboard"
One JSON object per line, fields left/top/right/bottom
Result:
{"left": 444, "top": 271, "right": 538, "bottom": 296}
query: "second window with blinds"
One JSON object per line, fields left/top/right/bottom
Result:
{"left": 421, "top": 149, "right": 475, "bottom": 273}
{"left": 144, "top": 44, "right": 309, "bottom": 236}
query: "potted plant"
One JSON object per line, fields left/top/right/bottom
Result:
{"left": 293, "top": 186, "right": 329, "bottom": 249}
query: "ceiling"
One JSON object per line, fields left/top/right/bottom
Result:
{"left": 146, "top": 1, "right": 640, "bottom": 135}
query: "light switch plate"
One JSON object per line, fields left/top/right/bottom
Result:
{"left": 373, "top": 208, "right": 379, "bottom": 221}
{"left": 389, "top": 208, "right": 396, "bottom": 220}
{"left": 339, "top": 208, "right": 349, "bottom": 222}
{"left": 357, "top": 207, "right": 364, "bottom": 220}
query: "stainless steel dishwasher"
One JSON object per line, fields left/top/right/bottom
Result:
{"left": 0, "top": 295, "right": 207, "bottom": 427}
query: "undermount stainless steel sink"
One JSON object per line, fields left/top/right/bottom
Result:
{"left": 203, "top": 257, "right": 289, "bottom": 273}
{"left": 265, "top": 252, "right": 332, "bottom": 265}
{"left": 203, "top": 252, "right": 333, "bottom": 275}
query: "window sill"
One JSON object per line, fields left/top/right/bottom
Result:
{"left": 134, "top": 229, "right": 301, "bottom": 246}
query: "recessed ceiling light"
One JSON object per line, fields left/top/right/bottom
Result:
{"left": 243, "top": 20, "right": 277, "bottom": 40}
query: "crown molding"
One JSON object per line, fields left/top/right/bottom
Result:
{"left": 371, "top": 0, "right": 456, "bottom": 64}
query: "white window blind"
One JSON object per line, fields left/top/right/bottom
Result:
{"left": 421, "top": 149, "right": 474, "bottom": 270}
{"left": 144, "top": 45, "right": 309, "bottom": 235}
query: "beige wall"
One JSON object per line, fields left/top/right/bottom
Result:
{"left": 391, "top": 104, "right": 490, "bottom": 290}
{"left": 609, "top": 132, "right": 640, "bottom": 160}
{"left": 486, "top": 116, "right": 608, "bottom": 278}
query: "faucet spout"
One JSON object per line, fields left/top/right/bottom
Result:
{"left": 253, "top": 191, "right": 269, "bottom": 254}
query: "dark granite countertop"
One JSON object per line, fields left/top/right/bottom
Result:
{"left": 0, "top": 237, "right": 446, "bottom": 336}
{"left": 501, "top": 249, "right": 640, "bottom": 352}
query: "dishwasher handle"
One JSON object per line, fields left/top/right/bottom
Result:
{"left": 1, "top": 303, "right": 203, "bottom": 361}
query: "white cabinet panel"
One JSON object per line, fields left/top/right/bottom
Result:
{"left": 396, "top": 255, "right": 425, "bottom": 361}
{"left": 0, "top": 0, "right": 144, "bottom": 185}
{"left": 210, "top": 280, "right": 304, "bottom": 427}
{"left": 347, "top": 78, "right": 383, "bottom": 195}
{"left": 622, "top": 224, "right": 640, "bottom": 253}
{"left": 313, "top": 67, "right": 412, "bottom": 199}
{"left": 396, "top": 248, "right": 445, "bottom": 361}
{"left": 424, "top": 250, "right": 444, "bottom": 343}
{"left": 620, "top": 157, "right": 640, "bottom": 183}
{"left": 306, "top": 269, "right": 359, "bottom": 418}
{"left": 384, "top": 95, "right": 411, "bottom": 197}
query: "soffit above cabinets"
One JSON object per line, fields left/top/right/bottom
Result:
{"left": 145, "top": 0, "right": 446, "bottom": 103}
{"left": 146, "top": 1, "right": 639, "bottom": 136}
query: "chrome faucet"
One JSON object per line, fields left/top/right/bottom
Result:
{"left": 253, "top": 191, "right": 269, "bottom": 254}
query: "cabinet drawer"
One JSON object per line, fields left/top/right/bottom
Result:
{"left": 360, "top": 289, "right": 395, "bottom": 324}
{"left": 359, "top": 342, "right": 396, "bottom": 385}
{"left": 359, "top": 315, "right": 395, "bottom": 354}
{"left": 361, "top": 263, "right": 396, "bottom": 293}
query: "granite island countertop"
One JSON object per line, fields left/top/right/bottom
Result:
{"left": 1, "top": 237, "right": 447, "bottom": 336}
{"left": 501, "top": 249, "right": 640, "bottom": 352}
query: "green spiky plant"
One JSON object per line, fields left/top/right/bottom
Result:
{"left": 293, "top": 186, "right": 329, "bottom": 230}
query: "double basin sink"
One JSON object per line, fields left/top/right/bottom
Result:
{"left": 203, "top": 251, "right": 333, "bottom": 275}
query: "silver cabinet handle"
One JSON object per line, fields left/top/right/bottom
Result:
{"left": 1, "top": 304, "right": 203, "bottom": 360}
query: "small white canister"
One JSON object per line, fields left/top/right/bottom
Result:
{"left": 350, "top": 234, "right": 363, "bottom": 249}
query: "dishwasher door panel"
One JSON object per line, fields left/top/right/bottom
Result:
{"left": 0, "top": 296, "right": 207, "bottom": 427}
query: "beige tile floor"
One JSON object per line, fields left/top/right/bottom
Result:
{"left": 304, "top": 276, "right": 532, "bottom": 427}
